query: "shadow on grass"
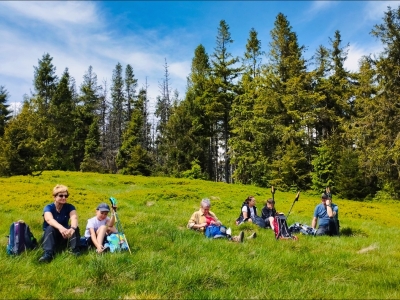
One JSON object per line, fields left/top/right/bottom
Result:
{"left": 340, "top": 227, "right": 368, "bottom": 237}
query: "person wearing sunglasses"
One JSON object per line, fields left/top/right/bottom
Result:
{"left": 39, "top": 184, "right": 81, "bottom": 263}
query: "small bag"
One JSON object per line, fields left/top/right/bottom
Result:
{"left": 204, "top": 225, "right": 227, "bottom": 238}
{"left": 106, "top": 233, "right": 129, "bottom": 252}
{"left": 6, "top": 221, "right": 38, "bottom": 255}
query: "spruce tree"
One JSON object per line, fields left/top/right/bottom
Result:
{"left": 0, "top": 86, "right": 12, "bottom": 136}
{"left": 230, "top": 28, "right": 263, "bottom": 184}
{"left": 33, "top": 53, "right": 58, "bottom": 111}
{"left": 47, "top": 68, "right": 77, "bottom": 170}
{"left": 117, "top": 88, "right": 152, "bottom": 175}
{"left": 210, "top": 20, "right": 242, "bottom": 183}
{"left": 255, "top": 13, "right": 314, "bottom": 189}
{"left": 110, "top": 62, "right": 125, "bottom": 152}
{"left": 125, "top": 64, "right": 137, "bottom": 122}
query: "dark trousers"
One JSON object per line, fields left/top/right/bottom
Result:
{"left": 42, "top": 226, "right": 80, "bottom": 253}
{"left": 316, "top": 219, "right": 340, "bottom": 236}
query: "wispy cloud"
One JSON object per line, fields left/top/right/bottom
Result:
{"left": 364, "top": 1, "right": 400, "bottom": 21}
{"left": 0, "top": 1, "right": 191, "bottom": 112}
{"left": 304, "top": 1, "right": 338, "bottom": 19}
{"left": 0, "top": 1, "right": 99, "bottom": 27}
{"left": 344, "top": 43, "right": 383, "bottom": 72}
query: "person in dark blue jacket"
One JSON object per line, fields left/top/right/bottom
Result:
{"left": 39, "top": 184, "right": 81, "bottom": 263}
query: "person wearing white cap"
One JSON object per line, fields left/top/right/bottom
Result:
{"left": 84, "top": 203, "right": 117, "bottom": 253}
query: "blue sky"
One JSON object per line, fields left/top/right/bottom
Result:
{"left": 0, "top": 1, "right": 398, "bottom": 115}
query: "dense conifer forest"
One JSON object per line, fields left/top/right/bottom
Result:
{"left": 1, "top": 8, "right": 400, "bottom": 200}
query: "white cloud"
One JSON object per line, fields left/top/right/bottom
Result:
{"left": 0, "top": 1, "right": 99, "bottom": 27}
{"left": 364, "top": 1, "right": 400, "bottom": 21}
{"left": 344, "top": 43, "right": 383, "bottom": 72}
{"left": 0, "top": 1, "right": 192, "bottom": 115}
{"left": 304, "top": 1, "right": 338, "bottom": 19}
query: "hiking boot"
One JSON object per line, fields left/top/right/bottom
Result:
{"left": 231, "top": 231, "right": 244, "bottom": 243}
{"left": 71, "top": 249, "right": 81, "bottom": 257}
{"left": 39, "top": 251, "right": 53, "bottom": 263}
{"left": 247, "top": 232, "right": 257, "bottom": 239}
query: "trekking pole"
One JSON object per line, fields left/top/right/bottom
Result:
{"left": 109, "top": 197, "right": 132, "bottom": 254}
{"left": 325, "top": 186, "right": 332, "bottom": 200}
{"left": 271, "top": 186, "right": 275, "bottom": 202}
{"left": 286, "top": 191, "right": 300, "bottom": 222}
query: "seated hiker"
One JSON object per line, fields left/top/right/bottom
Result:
{"left": 188, "top": 198, "right": 250, "bottom": 242}
{"left": 39, "top": 184, "right": 81, "bottom": 263}
{"left": 84, "top": 203, "right": 118, "bottom": 253}
{"left": 261, "top": 198, "right": 277, "bottom": 231}
{"left": 236, "top": 196, "right": 266, "bottom": 228}
{"left": 311, "top": 193, "right": 339, "bottom": 236}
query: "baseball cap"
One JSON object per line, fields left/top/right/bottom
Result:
{"left": 97, "top": 203, "right": 110, "bottom": 212}
{"left": 321, "top": 193, "right": 329, "bottom": 199}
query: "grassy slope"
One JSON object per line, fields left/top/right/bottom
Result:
{"left": 1, "top": 171, "right": 399, "bottom": 299}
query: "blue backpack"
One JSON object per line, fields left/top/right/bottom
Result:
{"left": 205, "top": 225, "right": 227, "bottom": 238}
{"left": 6, "top": 221, "right": 38, "bottom": 255}
{"left": 106, "top": 233, "right": 129, "bottom": 253}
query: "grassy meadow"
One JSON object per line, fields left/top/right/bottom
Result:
{"left": 1, "top": 171, "right": 400, "bottom": 299}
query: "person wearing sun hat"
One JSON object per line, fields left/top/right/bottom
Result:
{"left": 84, "top": 203, "right": 117, "bottom": 253}
{"left": 311, "top": 192, "right": 339, "bottom": 236}
{"left": 39, "top": 184, "right": 81, "bottom": 263}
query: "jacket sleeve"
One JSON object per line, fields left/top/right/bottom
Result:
{"left": 187, "top": 211, "right": 199, "bottom": 229}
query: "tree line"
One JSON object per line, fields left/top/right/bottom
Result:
{"left": 1, "top": 8, "right": 400, "bottom": 200}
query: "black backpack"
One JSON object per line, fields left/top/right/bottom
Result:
{"left": 6, "top": 221, "right": 38, "bottom": 255}
{"left": 273, "top": 214, "right": 297, "bottom": 240}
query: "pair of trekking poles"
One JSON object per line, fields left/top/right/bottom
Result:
{"left": 109, "top": 197, "right": 132, "bottom": 254}
{"left": 271, "top": 186, "right": 339, "bottom": 238}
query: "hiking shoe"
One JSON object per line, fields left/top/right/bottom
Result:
{"left": 232, "top": 231, "right": 244, "bottom": 243}
{"left": 39, "top": 251, "right": 53, "bottom": 263}
{"left": 247, "top": 232, "right": 257, "bottom": 239}
{"left": 239, "top": 231, "right": 244, "bottom": 243}
{"left": 71, "top": 249, "right": 81, "bottom": 257}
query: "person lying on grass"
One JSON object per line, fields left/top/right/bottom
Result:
{"left": 84, "top": 203, "right": 118, "bottom": 253}
{"left": 261, "top": 198, "right": 277, "bottom": 231}
{"left": 311, "top": 193, "right": 339, "bottom": 236}
{"left": 39, "top": 184, "right": 81, "bottom": 263}
{"left": 187, "top": 198, "right": 255, "bottom": 242}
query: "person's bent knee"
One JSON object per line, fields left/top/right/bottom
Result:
{"left": 44, "top": 226, "right": 58, "bottom": 234}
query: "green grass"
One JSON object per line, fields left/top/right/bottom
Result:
{"left": 1, "top": 171, "right": 400, "bottom": 299}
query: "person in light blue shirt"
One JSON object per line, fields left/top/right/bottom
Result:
{"left": 312, "top": 193, "right": 339, "bottom": 236}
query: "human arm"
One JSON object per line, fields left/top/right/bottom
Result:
{"left": 65, "top": 210, "right": 78, "bottom": 238}
{"left": 311, "top": 217, "right": 318, "bottom": 229}
{"left": 44, "top": 211, "right": 69, "bottom": 238}
{"left": 106, "top": 209, "right": 116, "bottom": 228}
{"left": 241, "top": 206, "right": 251, "bottom": 222}
{"left": 325, "top": 199, "right": 336, "bottom": 218}
{"left": 187, "top": 211, "right": 207, "bottom": 230}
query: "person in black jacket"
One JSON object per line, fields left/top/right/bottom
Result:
{"left": 236, "top": 196, "right": 257, "bottom": 225}
{"left": 261, "top": 198, "right": 277, "bottom": 230}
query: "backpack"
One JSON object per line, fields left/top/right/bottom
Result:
{"left": 205, "top": 225, "right": 227, "bottom": 238}
{"left": 106, "top": 233, "right": 129, "bottom": 253}
{"left": 273, "top": 214, "right": 297, "bottom": 240}
{"left": 6, "top": 221, "right": 38, "bottom": 255}
{"left": 289, "top": 223, "right": 316, "bottom": 236}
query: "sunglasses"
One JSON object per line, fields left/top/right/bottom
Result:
{"left": 57, "top": 194, "right": 69, "bottom": 198}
